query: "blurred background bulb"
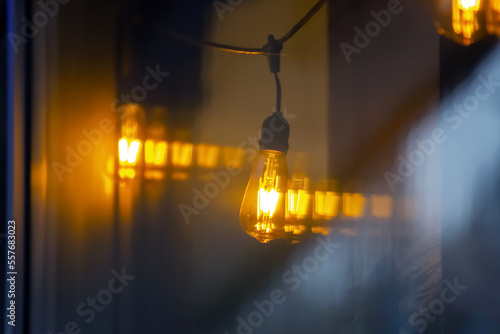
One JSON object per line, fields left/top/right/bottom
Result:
{"left": 435, "top": 0, "right": 487, "bottom": 45}
{"left": 486, "top": 0, "right": 500, "bottom": 35}
{"left": 145, "top": 108, "right": 168, "bottom": 181}
{"left": 284, "top": 155, "right": 312, "bottom": 243}
{"left": 239, "top": 150, "right": 288, "bottom": 243}
{"left": 118, "top": 104, "right": 145, "bottom": 180}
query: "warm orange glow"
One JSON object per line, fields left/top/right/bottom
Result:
{"left": 116, "top": 104, "right": 145, "bottom": 180}
{"left": 257, "top": 187, "right": 280, "bottom": 219}
{"left": 103, "top": 156, "right": 114, "bottom": 195}
{"left": 118, "top": 167, "right": 136, "bottom": 179}
{"left": 197, "top": 144, "right": 219, "bottom": 168}
{"left": 171, "top": 141, "right": 193, "bottom": 167}
{"left": 452, "top": 0, "right": 482, "bottom": 42}
{"left": 118, "top": 138, "right": 141, "bottom": 165}
{"left": 314, "top": 190, "right": 340, "bottom": 219}
{"left": 144, "top": 170, "right": 165, "bottom": 180}
{"left": 145, "top": 140, "right": 167, "bottom": 167}
{"left": 343, "top": 193, "right": 365, "bottom": 218}
{"left": 287, "top": 189, "right": 311, "bottom": 218}
{"left": 172, "top": 172, "right": 189, "bottom": 180}
{"left": 371, "top": 195, "right": 393, "bottom": 218}
{"left": 284, "top": 224, "right": 306, "bottom": 234}
{"left": 458, "top": 0, "right": 481, "bottom": 10}
{"left": 311, "top": 226, "right": 331, "bottom": 235}
{"left": 486, "top": 0, "right": 500, "bottom": 35}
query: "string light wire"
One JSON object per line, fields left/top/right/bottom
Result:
{"left": 161, "top": 0, "right": 327, "bottom": 55}
{"left": 159, "top": 0, "right": 327, "bottom": 116}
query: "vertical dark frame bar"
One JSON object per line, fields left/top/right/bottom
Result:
{"left": 4, "top": 0, "right": 29, "bottom": 333}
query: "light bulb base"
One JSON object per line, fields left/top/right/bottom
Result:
{"left": 258, "top": 111, "right": 290, "bottom": 154}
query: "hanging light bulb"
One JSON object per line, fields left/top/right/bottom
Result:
{"left": 435, "top": 0, "right": 487, "bottom": 45}
{"left": 239, "top": 111, "right": 290, "bottom": 243}
{"left": 118, "top": 104, "right": 145, "bottom": 180}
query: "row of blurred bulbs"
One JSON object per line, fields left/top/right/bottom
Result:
{"left": 115, "top": 105, "right": 246, "bottom": 181}
{"left": 437, "top": 0, "right": 500, "bottom": 45}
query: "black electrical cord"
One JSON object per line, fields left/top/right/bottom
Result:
{"left": 158, "top": 0, "right": 326, "bottom": 118}
{"left": 277, "top": 0, "right": 327, "bottom": 44}
{"left": 274, "top": 73, "right": 281, "bottom": 114}
{"left": 160, "top": 0, "right": 327, "bottom": 55}
{"left": 160, "top": 28, "right": 264, "bottom": 55}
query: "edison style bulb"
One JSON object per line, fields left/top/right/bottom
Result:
{"left": 239, "top": 111, "right": 290, "bottom": 243}
{"left": 240, "top": 150, "right": 288, "bottom": 243}
{"left": 435, "top": 0, "right": 487, "bottom": 46}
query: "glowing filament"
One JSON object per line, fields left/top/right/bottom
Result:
{"left": 258, "top": 188, "right": 280, "bottom": 219}
{"left": 256, "top": 156, "right": 282, "bottom": 220}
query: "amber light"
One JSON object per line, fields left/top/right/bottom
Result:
{"left": 283, "top": 165, "right": 311, "bottom": 242}
{"left": 435, "top": 0, "right": 487, "bottom": 45}
{"left": 119, "top": 139, "right": 141, "bottom": 165}
{"left": 145, "top": 140, "right": 167, "bottom": 167}
{"left": 239, "top": 150, "right": 288, "bottom": 243}
{"left": 117, "top": 104, "right": 145, "bottom": 180}
{"left": 343, "top": 193, "right": 365, "bottom": 218}
{"left": 313, "top": 190, "right": 340, "bottom": 219}
{"left": 486, "top": 0, "right": 500, "bottom": 35}
{"left": 453, "top": 0, "right": 482, "bottom": 40}
{"left": 287, "top": 188, "right": 311, "bottom": 219}
{"left": 144, "top": 140, "right": 167, "bottom": 180}
{"left": 171, "top": 141, "right": 193, "bottom": 167}
{"left": 197, "top": 144, "right": 219, "bottom": 168}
